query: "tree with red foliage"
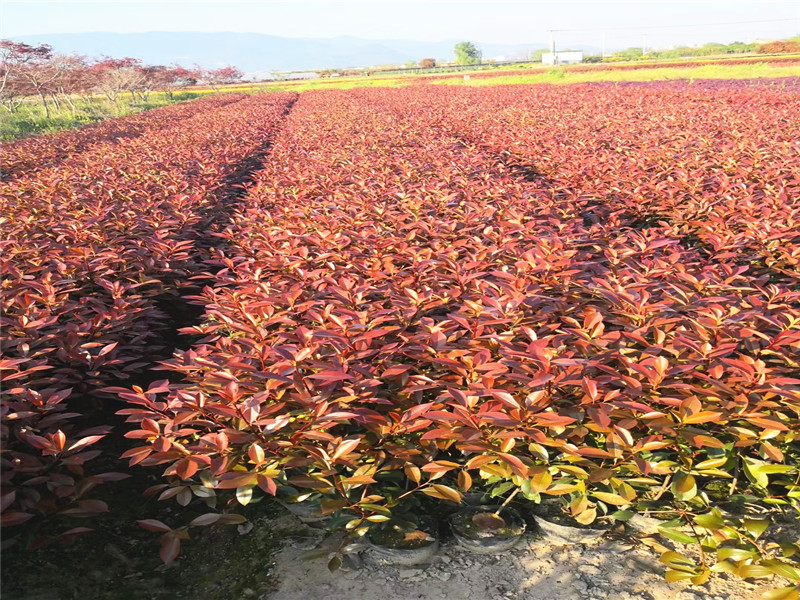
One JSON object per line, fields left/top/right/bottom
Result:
{"left": 90, "top": 57, "right": 146, "bottom": 109}
{"left": 0, "top": 41, "right": 54, "bottom": 114}
{"left": 156, "top": 65, "right": 201, "bottom": 99}
{"left": 48, "top": 54, "right": 90, "bottom": 115}
{"left": 205, "top": 66, "right": 243, "bottom": 92}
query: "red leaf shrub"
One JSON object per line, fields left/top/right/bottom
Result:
{"left": 4, "top": 81, "right": 799, "bottom": 591}
{"left": 1, "top": 92, "right": 297, "bottom": 532}
{"left": 113, "top": 87, "right": 798, "bottom": 586}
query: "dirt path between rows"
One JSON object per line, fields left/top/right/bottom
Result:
{"left": 265, "top": 516, "right": 763, "bottom": 600}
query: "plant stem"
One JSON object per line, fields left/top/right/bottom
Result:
{"left": 495, "top": 487, "right": 520, "bottom": 515}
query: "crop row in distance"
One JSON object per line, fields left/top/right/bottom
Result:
{"left": 2, "top": 82, "right": 799, "bottom": 598}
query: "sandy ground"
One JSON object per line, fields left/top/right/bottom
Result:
{"left": 264, "top": 516, "right": 768, "bottom": 600}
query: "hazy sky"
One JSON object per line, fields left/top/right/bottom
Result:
{"left": 3, "top": 1, "right": 799, "bottom": 48}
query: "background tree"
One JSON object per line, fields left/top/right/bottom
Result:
{"left": 0, "top": 42, "right": 58, "bottom": 115}
{"left": 758, "top": 39, "right": 800, "bottom": 54}
{"left": 155, "top": 65, "right": 200, "bottom": 99}
{"left": 454, "top": 41, "right": 481, "bottom": 65}
{"left": 49, "top": 54, "right": 90, "bottom": 115}
{"left": 17, "top": 45, "right": 62, "bottom": 118}
{"left": 418, "top": 58, "right": 436, "bottom": 68}
{"left": 204, "top": 66, "right": 243, "bottom": 92}
{"left": 529, "top": 49, "right": 546, "bottom": 62}
{"left": 0, "top": 41, "right": 44, "bottom": 112}
{"left": 91, "top": 57, "right": 146, "bottom": 109}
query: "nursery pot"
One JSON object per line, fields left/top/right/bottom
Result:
{"left": 367, "top": 517, "right": 440, "bottom": 566}
{"left": 449, "top": 505, "right": 526, "bottom": 554}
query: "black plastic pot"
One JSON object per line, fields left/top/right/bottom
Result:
{"left": 449, "top": 505, "right": 526, "bottom": 554}
{"left": 367, "top": 517, "right": 440, "bottom": 566}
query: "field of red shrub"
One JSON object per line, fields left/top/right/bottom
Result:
{"left": 1, "top": 91, "right": 297, "bottom": 531}
{"left": 2, "top": 83, "right": 798, "bottom": 594}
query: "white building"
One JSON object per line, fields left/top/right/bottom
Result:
{"left": 542, "top": 51, "right": 584, "bottom": 66}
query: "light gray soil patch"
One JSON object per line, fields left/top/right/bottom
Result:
{"left": 267, "top": 517, "right": 769, "bottom": 600}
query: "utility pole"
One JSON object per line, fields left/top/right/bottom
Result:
{"left": 602, "top": 31, "right": 606, "bottom": 59}
{"left": 642, "top": 34, "right": 647, "bottom": 57}
{"left": 548, "top": 30, "right": 557, "bottom": 65}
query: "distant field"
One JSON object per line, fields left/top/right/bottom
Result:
{"left": 3, "top": 55, "right": 799, "bottom": 140}
{"left": 258, "top": 54, "right": 800, "bottom": 92}
{"left": 430, "top": 62, "right": 800, "bottom": 86}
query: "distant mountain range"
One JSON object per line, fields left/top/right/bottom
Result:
{"left": 9, "top": 31, "right": 598, "bottom": 77}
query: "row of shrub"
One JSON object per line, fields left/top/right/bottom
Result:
{"left": 110, "top": 85, "right": 799, "bottom": 595}
{"left": 1, "top": 92, "right": 297, "bottom": 542}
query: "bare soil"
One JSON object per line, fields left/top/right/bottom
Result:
{"left": 267, "top": 515, "right": 770, "bottom": 600}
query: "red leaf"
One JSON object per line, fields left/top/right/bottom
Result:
{"left": 137, "top": 519, "right": 172, "bottom": 533}
{"left": 159, "top": 534, "right": 181, "bottom": 564}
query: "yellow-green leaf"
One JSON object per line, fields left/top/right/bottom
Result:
{"left": 665, "top": 568, "right": 696, "bottom": 582}
{"left": 575, "top": 508, "right": 597, "bottom": 525}
{"left": 738, "top": 565, "right": 774, "bottom": 579}
{"left": 592, "top": 491, "right": 630, "bottom": 506}
{"left": 422, "top": 484, "right": 463, "bottom": 504}
{"left": 760, "top": 586, "right": 800, "bottom": 600}
{"left": 744, "top": 518, "right": 770, "bottom": 539}
{"left": 695, "top": 457, "right": 728, "bottom": 470}
{"left": 672, "top": 472, "right": 697, "bottom": 501}
{"left": 528, "top": 467, "right": 553, "bottom": 493}
{"left": 235, "top": 486, "right": 253, "bottom": 506}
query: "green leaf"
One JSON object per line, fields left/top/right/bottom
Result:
{"left": 659, "top": 526, "right": 698, "bottom": 545}
{"left": 759, "top": 465, "right": 796, "bottom": 474}
{"left": 693, "top": 512, "right": 725, "bottom": 530}
{"left": 299, "top": 549, "right": 330, "bottom": 561}
{"left": 611, "top": 510, "right": 636, "bottom": 521}
{"left": 743, "top": 461, "right": 769, "bottom": 489}
{"left": 489, "top": 481, "right": 515, "bottom": 498}
{"left": 659, "top": 551, "right": 695, "bottom": 567}
{"left": 660, "top": 517, "right": 684, "bottom": 529}
{"left": 327, "top": 555, "right": 342, "bottom": 572}
{"left": 743, "top": 518, "right": 770, "bottom": 539}
{"left": 695, "top": 457, "right": 728, "bottom": 470}
{"left": 344, "top": 518, "right": 364, "bottom": 530}
{"left": 710, "top": 560, "right": 737, "bottom": 573}
{"left": 356, "top": 503, "right": 392, "bottom": 514}
{"left": 766, "top": 563, "right": 800, "bottom": 581}
{"left": 366, "top": 515, "right": 391, "bottom": 522}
